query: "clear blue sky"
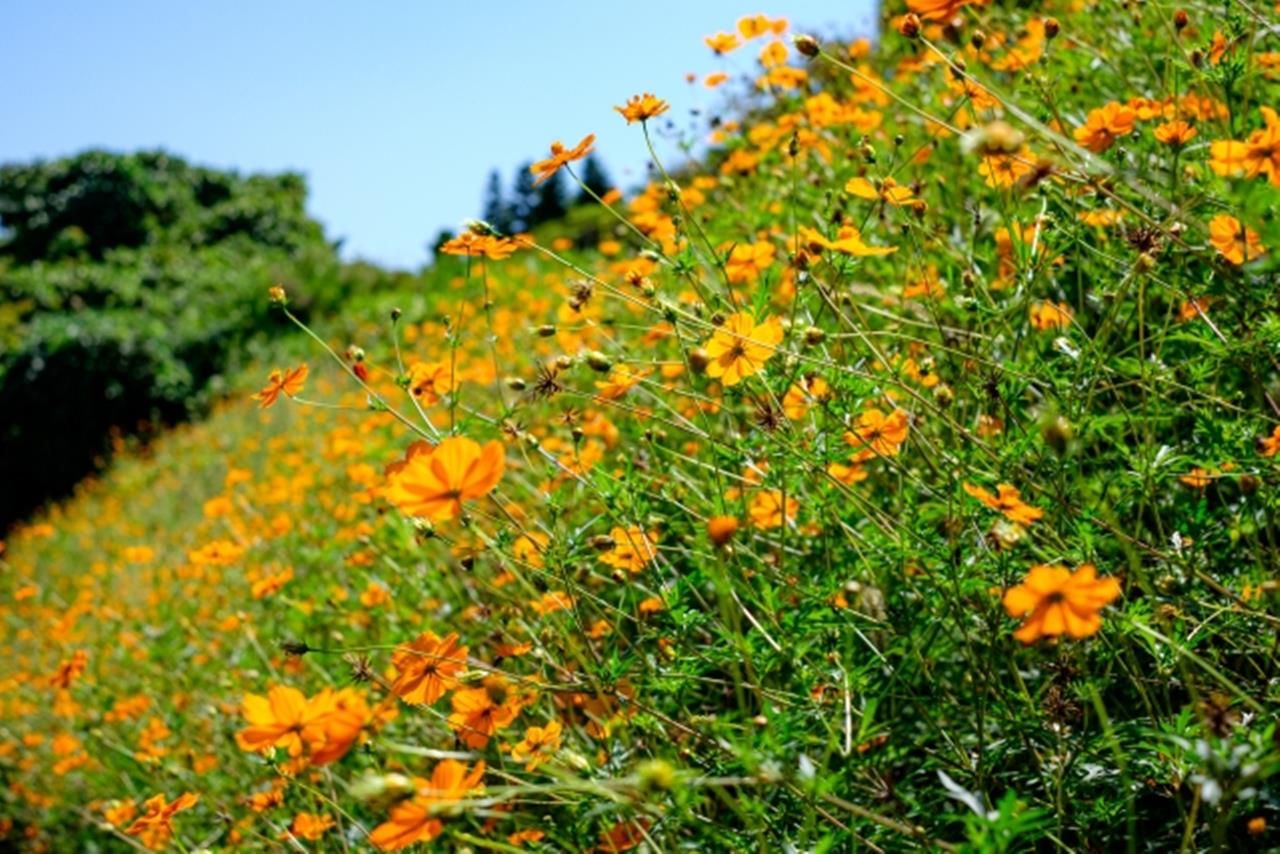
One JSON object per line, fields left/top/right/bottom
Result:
{"left": 3, "top": 1, "right": 877, "bottom": 270}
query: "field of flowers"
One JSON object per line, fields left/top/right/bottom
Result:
{"left": 3, "top": 1, "right": 1280, "bottom": 850}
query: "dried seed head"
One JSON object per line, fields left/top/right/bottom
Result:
{"left": 345, "top": 653, "right": 376, "bottom": 683}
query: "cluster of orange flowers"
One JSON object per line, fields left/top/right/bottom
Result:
{"left": 13, "top": 3, "right": 1280, "bottom": 849}
{"left": 236, "top": 684, "right": 387, "bottom": 768}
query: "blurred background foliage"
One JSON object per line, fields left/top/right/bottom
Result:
{"left": 0, "top": 150, "right": 390, "bottom": 526}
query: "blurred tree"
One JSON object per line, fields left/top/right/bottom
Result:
{"left": 530, "top": 169, "right": 567, "bottom": 227}
{"left": 428, "top": 228, "right": 456, "bottom": 258}
{"left": 508, "top": 163, "right": 537, "bottom": 234}
{"left": 575, "top": 154, "right": 612, "bottom": 205}
{"left": 480, "top": 169, "right": 512, "bottom": 234}
{"left": 0, "top": 150, "right": 322, "bottom": 263}
{"left": 0, "top": 149, "right": 346, "bottom": 527}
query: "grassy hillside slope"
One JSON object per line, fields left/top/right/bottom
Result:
{"left": 3, "top": 2, "right": 1280, "bottom": 851}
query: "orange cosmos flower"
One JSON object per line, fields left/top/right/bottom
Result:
{"left": 368, "top": 759, "right": 486, "bottom": 851}
{"left": 845, "top": 176, "right": 917, "bottom": 206}
{"left": 1153, "top": 119, "right": 1197, "bottom": 147}
{"left": 407, "top": 361, "right": 456, "bottom": 405}
{"left": 759, "top": 40, "right": 789, "bottom": 68}
{"left": 390, "top": 631, "right": 469, "bottom": 706}
{"left": 510, "top": 829, "right": 547, "bottom": 846}
{"left": 799, "top": 225, "right": 894, "bottom": 257}
{"left": 782, "top": 375, "right": 831, "bottom": 419}
{"left": 512, "top": 531, "right": 550, "bottom": 568}
{"left": 748, "top": 490, "right": 798, "bottom": 529}
{"left": 1211, "top": 107, "right": 1280, "bottom": 184}
{"left": 308, "top": 687, "right": 377, "bottom": 765}
{"left": 828, "top": 459, "right": 869, "bottom": 485}
{"left": 594, "top": 364, "right": 651, "bottom": 400}
{"left": 448, "top": 677, "right": 523, "bottom": 748}
{"left": 978, "top": 149, "right": 1035, "bottom": 187}
{"left": 1208, "top": 214, "right": 1265, "bottom": 265}
{"left": 906, "top": 0, "right": 972, "bottom": 21}
{"left": 384, "top": 436, "right": 505, "bottom": 521}
{"left": 723, "top": 240, "right": 777, "bottom": 283}
{"left": 530, "top": 134, "right": 596, "bottom": 187}
{"left": 1002, "top": 563, "right": 1121, "bottom": 643}
{"left": 705, "top": 32, "right": 741, "bottom": 54}
{"left": 738, "top": 15, "right": 770, "bottom": 39}
{"left": 126, "top": 792, "right": 199, "bottom": 851}
{"left": 236, "top": 685, "right": 335, "bottom": 758}
{"left": 510, "top": 719, "right": 562, "bottom": 770}
{"left": 834, "top": 225, "right": 897, "bottom": 257}
{"left": 706, "top": 515, "right": 739, "bottom": 545}
{"left": 702, "top": 313, "right": 783, "bottom": 387}
{"left": 103, "top": 799, "right": 138, "bottom": 828}
{"left": 1073, "top": 102, "right": 1136, "bottom": 153}
{"left": 50, "top": 650, "right": 88, "bottom": 689}
{"left": 599, "top": 526, "right": 660, "bottom": 573}
{"left": 1259, "top": 426, "right": 1280, "bottom": 457}
{"left": 254, "top": 364, "right": 308, "bottom": 408}
{"left": 596, "top": 819, "right": 652, "bottom": 853}
{"left": 1029, "top": 301, "right": 1073, "bottom": 331}
{"left": 903, "top": 266, "right": 944, "bottom": 299}
{"left": 963, "top": 482, "right": 1044, "bottom": 525}
{"left": 615, "top": 93, "right": 670, "bottom": 124}
{"left": 440, "top": 231, "right": 517, "bottom": 259}
{"left": 285, "top": 813, "right": 336, "bottom": 841}
{"left": 844, "top": 408, "right": 910, "bottom": 460}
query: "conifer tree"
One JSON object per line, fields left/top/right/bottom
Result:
{"left": 575, "top": 154, "right": 612, "bottom": 206}
{"left": 508, "top": 163, "right": 537, "bottom": 233}
{"left": 480, "top": 169, "right": 512, "bottom": 234}
{"left": 530, "top": 169, "right": 567, "bottom": 227}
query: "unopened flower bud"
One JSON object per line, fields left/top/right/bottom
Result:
{"left": 1043, "top": 17, "right": 1060, "bottom": 39}
{"left": 898, "top": 13, "right": 921, "bottom": 39}
{"left": 688, "top": 347, "right": 711, "bottom": 374}
{"left": 1041, "top": 414, "right": 1073, "bottom": 454}
{"left": 793, "top": 33, "right": 820, "bottom": 58}
{"left": 706, "top": 515, "right": 739, "bottom": 546}
{"left": 585, "top": 351, "right": 612, "bottom": 373}
{"left": 637, "top": 758, "right": 678, "bottom": 792}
